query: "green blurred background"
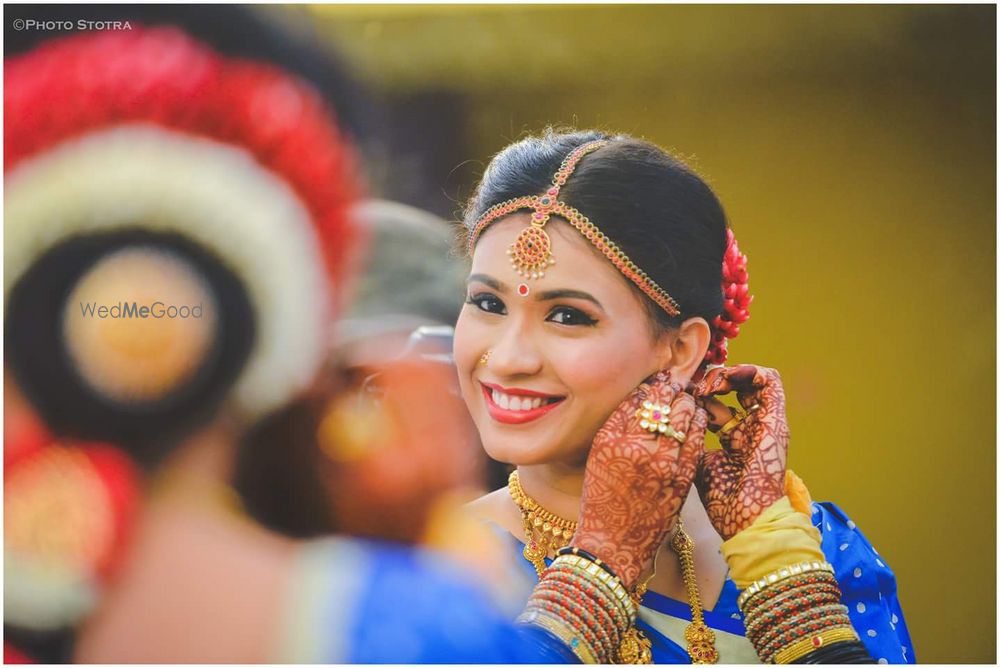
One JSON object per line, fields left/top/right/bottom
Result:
{"left": 287, "top": 4, "right": 993, "bottom": 662}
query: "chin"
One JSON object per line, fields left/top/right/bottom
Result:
{"left": 479, "top": 426, "right": 590, "bottom": 468}
{"left": 479, "top": 430, "right": 550, "bottom": 466}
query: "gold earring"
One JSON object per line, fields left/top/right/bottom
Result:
{"left": 479, "top": 350, "right": 491, "bottom": 366}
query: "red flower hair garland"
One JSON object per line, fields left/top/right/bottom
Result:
{"left": 4, "top": 26, "right": 360, "bottom": 288}
{"left": 705, "top": 228, "right": 752, "bottom": 366}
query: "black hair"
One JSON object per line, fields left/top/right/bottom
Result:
{"left": 5, "top": 229, "right": 256, "bottom": 468}
{"left": 463, "top": 129, "right": 728, "bottom": 336}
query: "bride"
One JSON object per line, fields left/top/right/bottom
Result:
{"left": 455, "top": 129, "right": 913, "bottom": 663}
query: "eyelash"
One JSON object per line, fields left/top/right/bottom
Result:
{"left": 465, "top": 292, "right": 598, "bottom": 327}
{"left": 548, "top": 306, "right": 598, "bottom": 327}
{"left": 466, "top": 292, "right": 506, "bottom": 315}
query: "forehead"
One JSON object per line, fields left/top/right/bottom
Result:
{"left": 472, "top": 213, "right": 598, "bottom": 269}
{"left": 470, "top": 213, "right": 642, "bottom": 303}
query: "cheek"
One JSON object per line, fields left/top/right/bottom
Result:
{"left": 553, "top": 332, "right": 656, "bottom": 413}
{"left": 452, "top": 309, "right": 482, "bottom": 380}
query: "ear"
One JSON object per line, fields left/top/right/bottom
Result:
{"left": 653, "top": 317, "right": 711, "bottom": 385}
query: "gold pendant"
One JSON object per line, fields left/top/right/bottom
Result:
{"left": 616, "top": 626, "right": 653, "bottom": 664}
{"left": 685, "top": 622, "right": 719, "bottom": 664}
{"left": 508, "top": 223, "right": 554, "bottom": 279}
{"left": 522, "top": 539, "right": 547, "bottom": 576}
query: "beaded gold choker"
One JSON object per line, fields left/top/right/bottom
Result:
{"left": 466, "top": 140, "right": 682, "bottom": 316}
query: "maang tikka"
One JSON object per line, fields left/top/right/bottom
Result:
{"left": 467, "top": 140, "right": 682, "bottom": 316}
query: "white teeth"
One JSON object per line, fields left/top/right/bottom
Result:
{"left": 491, "top": 389, "right": 551, "bottom": 411}
{"left": 494, "top": 390, "right": 509, "bottom": 410}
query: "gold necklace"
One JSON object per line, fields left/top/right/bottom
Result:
{"left": 672, "top": 522, "right": 719, "bottom": 664}
{"left": 507, "top": 470, "right": 576, "bottom": 575}
{"left": 507, "top": 470, "right": 719, "bottom": 664}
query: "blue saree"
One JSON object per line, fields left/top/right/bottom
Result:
{"left": 275, "top": 535, "right": 572, "bottom": 663}
{"left": 502, "top": 501, "right": 915, "bottom": 664}
{"left": 275, "top": 502, "right": 913, "bottom": 663}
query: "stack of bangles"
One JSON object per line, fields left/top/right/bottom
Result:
{"left": 516, "top": 547, "right": 636, "bottom": 663}
{"left": 738, "top": 560, "right": 872, "bottom": 663}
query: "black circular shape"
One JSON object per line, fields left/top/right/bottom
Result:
{"left": 6, "top": 228, "right": 256, "bottom": 467}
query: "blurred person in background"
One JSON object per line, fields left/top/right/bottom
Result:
{"left": 2, "top": 14, "right": 536, "bottom": 664}
{"left": 2, "top": 13, "right": 668, "bottom": 665}
{"left": 337, "top": 199, "right": 469, "bottom": 362}
{"left": 456, "top": 129, "right": 914, "bottom": 663}
{"left": 3, "top": 12, "right": 358, "bottom": 660}
{"left": 233, "top": 198, "right": 510, "bottom": 539}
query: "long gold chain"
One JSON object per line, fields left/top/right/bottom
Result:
{"left": 672, "top": 522, "right": 719, "bottom": 664}
{"left": 508, "top": 470, "right": 719, "bottom": 663}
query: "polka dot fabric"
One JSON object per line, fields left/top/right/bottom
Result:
{"left": 812, "top": 502, "right": 915, "bottom": 663}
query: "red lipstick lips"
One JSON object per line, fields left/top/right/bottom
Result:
{"left": 480, "top": 382, "right": 565, "bottom": 425}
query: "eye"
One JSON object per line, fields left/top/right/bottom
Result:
{"left": 466, "top": 292, "right": 507, "bottom": 315}
{"left": 546, "top": 306, "right": 597, "bottom": 327}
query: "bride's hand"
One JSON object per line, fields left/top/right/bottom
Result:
{"left": 571, "top": 370, "right": 708, "bottom": 589}
{"left": 692, "top": 364, "right": 788, "bottom": 540}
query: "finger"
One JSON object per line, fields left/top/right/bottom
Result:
{"left": 695, "top": 395, "right": 747, "bottom": 461}
{"left": 695, "top": 364, "right": 764, "bottom": 396}
{"left": 663, "top": 391, "right": 697, "bottom": 446}
{"left": 618, "top": 370, "right": 664, "bottom": 422}
{"left": 681, "top": 406, "right": 709, "bottom": 470}
{"left": 630, "top": 376, "right": 683, "bottom": 431}
{"left": 641, "top": 368, "right": 673, "bottom": 387}
{"left": 642, "top": 372, "right": 684, "bottom": 409}
{"left": 694, "top": 394, "right": 736, "bottom": 434}
{"left": 694, "top": 364, "right": 781, "bottom": 413}
{"left": 667, "top": 407, "right": 707, "bottom": 510}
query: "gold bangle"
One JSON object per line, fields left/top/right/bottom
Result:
{"left": 737, "top": 560, "right": 835, "bottom": 611}
{"left": 517, "top": 609, "right": 599, "bottom": 664}
{"left": 772, "top": 627, "right": 859, "bottom": 664}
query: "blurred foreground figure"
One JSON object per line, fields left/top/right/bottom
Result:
{"left": 2, "top": 22, "right": 552, "bottom": 664}
{"left": 337, "top": 199, "right": 469, "bottom": 363}
{"left": 233, "top": 199, "right": 514, "bottom": 537}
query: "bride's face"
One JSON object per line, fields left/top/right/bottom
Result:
{"left": 454, "top": 213, "right": 673, "bottom": 467}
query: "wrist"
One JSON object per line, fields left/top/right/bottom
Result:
{"left": 569, "top": 535, "right": 644, "bottom": 590}
{"left": 721, "top": 496, "right": 824, "bottom": 589}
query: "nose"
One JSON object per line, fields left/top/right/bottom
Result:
{"left": 486, "top": 315, "right": 544, "bottom": 379}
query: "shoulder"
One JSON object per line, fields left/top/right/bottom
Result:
{"left": 810, "top": 501, "right": 915, "bottom": 663}
{"left": 466, "top": 486, "right": 523, "bottom": 536}
{"left": 810, "top": 501, "right": 896, "bottom": 590}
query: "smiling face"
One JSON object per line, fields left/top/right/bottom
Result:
{"left": 454, "top": 213, "right": 676, "bottom": 467}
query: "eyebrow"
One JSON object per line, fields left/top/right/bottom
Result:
{"left": 537, "top": 288, "right": 605, "bottom": 312}
{"left": 467, "top": 273, "right": 503, "bottom": 291}
{"left": 467, "top": 273, "right": 605, "bottom": 312}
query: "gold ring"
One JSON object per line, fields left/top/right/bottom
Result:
{"left": 718, "top": 404, "right": 761, "bottom": 436}
{"left": 719, "top": 408, "right": 747, "bottom": 436}
{"left": 664, "top": 425, "right": 687, "bottom": 444}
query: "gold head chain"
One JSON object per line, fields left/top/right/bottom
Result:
{"left": 467, "top": 140, "right": 681, "bottom": 315}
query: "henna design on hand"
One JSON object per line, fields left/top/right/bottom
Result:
{"left": 572, "top": 371, "right": 709, "bottom": 589}
{"left": 693, "top": 365, "right": 789, "bottom": 540}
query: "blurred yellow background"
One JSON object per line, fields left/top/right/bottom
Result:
{"left": 293, "top": 5, "right": 994, "bottom": 663}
